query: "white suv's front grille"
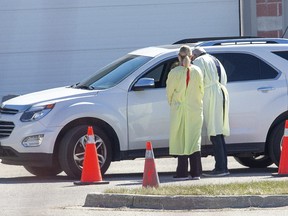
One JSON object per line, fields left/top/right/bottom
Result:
{"left": 0, "top": 121, "right": 15, "bottom": 138}
{"left": 0, "top": 107, "right": 19, "bottom": 115}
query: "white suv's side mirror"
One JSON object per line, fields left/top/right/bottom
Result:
{"left": 133, "top": 78, "right": 155, "bottom": 91}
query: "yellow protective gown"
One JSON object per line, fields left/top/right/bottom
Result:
{"left": 166, "top": 65, "right": 204, "bottom": 155}
{"left": 193, "top": 54, "right": 230, "bottom": 137}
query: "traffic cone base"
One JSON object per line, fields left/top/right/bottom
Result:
{"left": 74, "top": 126, "right": 109, "bottom": 185}
{"left": 271, "top": 173, "right": 288, "bottom": 177}
{"left": 74, "top": 180, "right": 109, "bottom": 185}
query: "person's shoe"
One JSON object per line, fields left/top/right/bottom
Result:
{"left": 190, "top": 176, "right": 200, "bottom": 180}
{"left": 202, "top": 170, "right": 230, "bottom": 177}
{"left": 173, "top": 175, "right": 189, "bottom": 181}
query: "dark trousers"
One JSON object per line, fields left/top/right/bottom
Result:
{"left": 210, "top": 134, "right": 228, "bottom": 171}
{"left": 176, "top": 151, "right": 202, "bottom": 177}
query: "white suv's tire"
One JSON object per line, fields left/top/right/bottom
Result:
{"left": 233, "top": 155, "right": 272, "bottom": 168}
{"left": 268, "top": 121, "right": 284, "bottom": 166}
{"left": 58, "top": 125, "right": 112, "bottom": 178}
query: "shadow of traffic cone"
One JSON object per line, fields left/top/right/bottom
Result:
{"left": 74, "top": 126, "right": 109, "bottom": 185}
{"left": 272, "top": 120, "right": 288, "bottom": 177}
{"left": 142, "top": 141, "right": 160, "bottom": 188}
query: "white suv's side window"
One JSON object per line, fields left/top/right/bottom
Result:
{"left": 273, "top": 51, "right": 288, "bottom": 61}
{"left": 143, "top": 58, "right": 178, "bottom": 88}
{"left": 212, "top": 53, "right": 279, "bottom": 82}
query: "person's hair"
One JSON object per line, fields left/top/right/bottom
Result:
{"left": 179, "top": 45, "right": 192, "bottom": 57}
{"left": 192, "top": 47, "right": 206, "bottom": 58}
{"left": 182, "top": 56, "right": 190, "bottom": 68}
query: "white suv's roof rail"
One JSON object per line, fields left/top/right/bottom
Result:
{"left": 173, "top": 37, "right": 288, "bottom": 46}
{"left": 198, "top": 38, "right": 288, "bottom": 46}
{"left": 173, "top": 36, "right": 258, "bottom": 44}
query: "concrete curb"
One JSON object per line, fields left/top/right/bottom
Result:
{"left": 84, "top": 193, "right": 288, "bottom": 210}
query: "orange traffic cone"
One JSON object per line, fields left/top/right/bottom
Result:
{"left": 142, "top": 141, "right": 160, "bottom": 188}
{"left": 74, "top": 126, "right": 109, "bottom": 185}
{"left": 272, "top": 120, "right": 288, "bottom": 177}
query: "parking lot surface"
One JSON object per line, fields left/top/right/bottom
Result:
{"left": 0, "top": 157, "right": 287, "bottom": 215}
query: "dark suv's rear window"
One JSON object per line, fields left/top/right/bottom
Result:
{"left": 212, "top": 53, "right": 278, "bottom": 82}
{"left": 273, "top": 51, "right": 288, "bottom": 61}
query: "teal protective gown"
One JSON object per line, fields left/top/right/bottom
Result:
{"left": 193, "top": 54, "right": 230, "bottom": 137}
{"left": 166, "top": 65, "right": 204, "bottom": 155}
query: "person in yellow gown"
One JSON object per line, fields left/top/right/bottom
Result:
{"left": 192, "top": 47, "right": 230, "bottom": 177}
{"left": 166, "top": 45, "right": 204, "bottom": 180}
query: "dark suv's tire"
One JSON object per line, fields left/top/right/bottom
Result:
{"left": 58, "top": 125, "right": 112, "bottom": 178}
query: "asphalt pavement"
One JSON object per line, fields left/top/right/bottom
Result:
{"left": 0, "top": 156, "right": 287, "bottom": 213}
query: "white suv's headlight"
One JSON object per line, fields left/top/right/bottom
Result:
{"left": 20, "top": 104, "right": 55, "bottom": 122}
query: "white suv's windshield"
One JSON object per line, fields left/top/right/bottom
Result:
{"left": 75, "top": 54, "right": 152, "bottom": 90}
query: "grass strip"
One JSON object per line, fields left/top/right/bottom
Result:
{"left": 105, "top": 180, "right": 288, "bottom": 196}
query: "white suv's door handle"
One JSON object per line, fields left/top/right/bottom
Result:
{"left": 257, "top": 87, "right": 275, "bottom": 92}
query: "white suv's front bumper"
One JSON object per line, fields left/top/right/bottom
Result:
{"left": 0, "top": 113, "right": 61, "bottom": 166}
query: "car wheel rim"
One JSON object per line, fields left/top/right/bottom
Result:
{"left": 73, "top": 134, "right": 107, "bottom": 171}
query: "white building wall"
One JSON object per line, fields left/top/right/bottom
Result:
{"left": 0, "top": 0, "right": 240, "bottom": 100}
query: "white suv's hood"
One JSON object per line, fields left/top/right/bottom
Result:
{"left": 3, "top": 87, "right": 95, "bottom": 107}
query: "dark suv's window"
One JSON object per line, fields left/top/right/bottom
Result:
{"left": 273, "top": 51, "right": 288, "bottom": 61}
{"left": 212, "top": 53, "right": 278, "bottom": 82}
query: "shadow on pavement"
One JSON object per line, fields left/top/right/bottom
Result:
{"left": 0, "top": 167, "right": 279, "bottom": 184}
{"left": 0, "top": 175, "right": 75, "bottom": 184}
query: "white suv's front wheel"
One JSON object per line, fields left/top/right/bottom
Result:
{"left": 58, "top": 125, "right": 112, "bottom": 178}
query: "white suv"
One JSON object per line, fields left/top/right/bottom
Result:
{"left": 1, "top": 38, "right": 288, "bottom": 178}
